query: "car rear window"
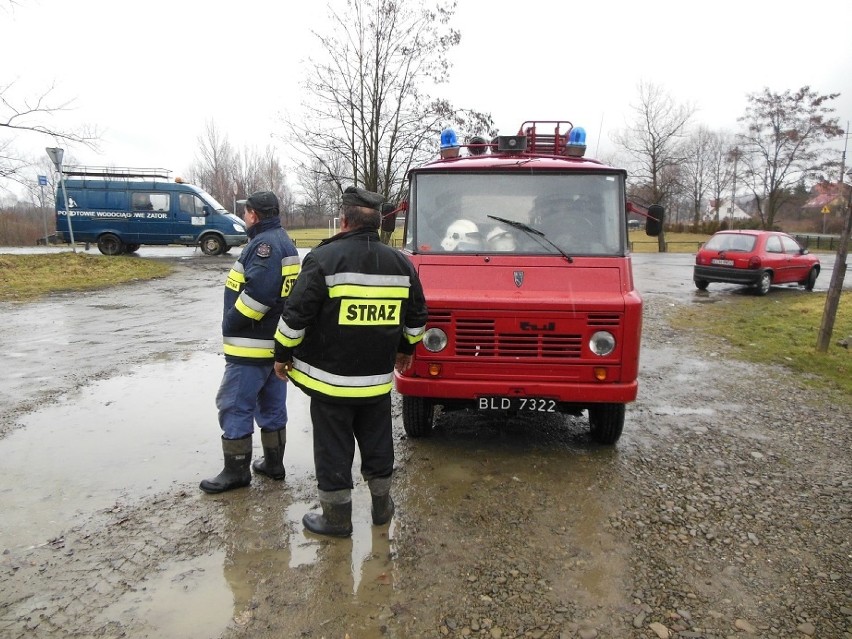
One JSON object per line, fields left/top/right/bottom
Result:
{"left": 704, "top": 234, "right": 756, "bottom": 252}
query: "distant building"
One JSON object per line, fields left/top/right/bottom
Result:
{"left": 803, "top": 181, "right": 850, "bottom": 215}
{"left": 705, "top": 198, "right": 751, "bottom": 222}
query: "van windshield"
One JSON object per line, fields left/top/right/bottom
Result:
{"left": 196, "top": 188, "right": 229, "bottom": 213}
{"left": 405, "top": 173, "right": 625, "bottom": 255}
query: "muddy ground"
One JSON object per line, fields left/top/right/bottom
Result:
{"left": 0, "top": 249, "right": 850, "bottom": 639}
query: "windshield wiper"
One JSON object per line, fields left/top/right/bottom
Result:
{"left": 487, "top": 215, "right": 574, "bottom": 263}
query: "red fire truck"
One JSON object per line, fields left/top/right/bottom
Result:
{"left": 394, "top": 120, "right": 663, "bottom": 444}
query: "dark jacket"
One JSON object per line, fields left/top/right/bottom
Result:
{"left": 274, "top": 228, "right": 427, "bottom": 403}
{"left": 223, "top": 216, "right": 300, "bottom": 365}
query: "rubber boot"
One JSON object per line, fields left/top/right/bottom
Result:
{"left": 368, "top": 476, "right": 395, "bottom": 525}
{"left": 302, "top": 489, "right": 353, "bottom": 538}
{"left": 251, "top": 429, "right": 286, "bottom": 480}
{"left": 199, "top": 435, "right": 252, "bottom": 494}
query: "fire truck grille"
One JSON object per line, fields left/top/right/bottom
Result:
{"left": 455, "top": 319, "right": 582, "bottom": 358}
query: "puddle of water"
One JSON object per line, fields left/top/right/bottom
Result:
{"left": 95, "top": 550, "right": 233, "bottom": 638}
{"left": 0, "top": 352, "right": 315, "bottom": 552}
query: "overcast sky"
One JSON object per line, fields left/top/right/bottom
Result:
{"left": 2, "top": 0, "right": 851, "bottom": 198}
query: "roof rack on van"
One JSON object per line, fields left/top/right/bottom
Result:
{"left": 62, "top": 166, "right": 172, "bottom": 180}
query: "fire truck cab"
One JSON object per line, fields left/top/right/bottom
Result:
{"left": 394, "top": 120, "right": 663, "bottom": 444}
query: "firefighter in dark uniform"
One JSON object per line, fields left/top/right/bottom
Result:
{"left": 273, "top": 186, "right": 428, "bottom": 537}
{"left": 200, "top": 191, "right": 301, "bottom": 494}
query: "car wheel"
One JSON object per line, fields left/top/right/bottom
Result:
{"left": 756, "top": 271, "right": 772, "bottom": 296}
{"left": 402, "top": 396, "right": 434, "bottom": 437}
{"left": 587, "top": 403, "right": 625, "bottom": 444}
{"left": 125, "top": 244, "right": 141, "bottom": 253}
{"left": 97, "top": 233, "right": 124, "bottom": 256}
{"left": 804, "top": 267, "right": 818, "bottom": 291}
{"left": 694, "top": 279, "right": 709, "bottom": 291}
{"left": 200, "top": 234, "right": 224, "bottom": 256}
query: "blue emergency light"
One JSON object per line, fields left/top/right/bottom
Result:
{"left": 440, "top": 128, "right": 459, "bottom": 149}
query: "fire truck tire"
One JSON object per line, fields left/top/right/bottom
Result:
{"left": 587, "top": 403, "right": 625, "bottom": 445}
{"left": 97, "top": 233, "right": 125, "bottom": 256}
{"left": 402, "top": 396, "right": 434, "bottom": 438}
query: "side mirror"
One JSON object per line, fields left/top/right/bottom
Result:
{"left": 201, "top": 205, "right": 211, "bottom": 216}
{"left": 645, "top": 205, "right": 664, "bottom": 237}
{"left": 381, "top": 202, "right": 398, "bottom": 233}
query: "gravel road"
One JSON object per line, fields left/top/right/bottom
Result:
{"left": 0, "top": 261, "right": 849, "bottom": 639}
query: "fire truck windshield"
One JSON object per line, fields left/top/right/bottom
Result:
{"left": 406, "top": 173, "right": 625, "bottom": 255}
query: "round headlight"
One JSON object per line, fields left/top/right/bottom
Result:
{"left": 589, "top": 331, "right": 616, "bottom": 356}
{"left": 422, "top": 328, "right": 448, "bottom": 353}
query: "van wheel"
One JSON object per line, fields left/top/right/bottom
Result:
{"left": 200, "top": 235, "right": 224, "bottom": 256}
{"left": 587, "top": 403, "right": 625, "bottom": 444}
{"left": 402, "top": 396, "right": 434, "bottom": 438}
{"left": 97, "top": 233, "right": 125, "bottom": 256}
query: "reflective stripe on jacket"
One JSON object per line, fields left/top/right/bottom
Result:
{"left": 223, "top": 217, "right": 300, "bottom": 365}
{"left": 275, "top": 228, "right": 427, "bottom": 403}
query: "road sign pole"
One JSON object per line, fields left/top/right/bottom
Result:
{"left": 38, "top": 175, "right": 49, "bottom": 246}
{"left": 46, "top": 148, "right": 76, "bottom": 253}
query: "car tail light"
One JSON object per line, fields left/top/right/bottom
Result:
{"left": 748, "top": 255, "right": 762, "bottom": 269}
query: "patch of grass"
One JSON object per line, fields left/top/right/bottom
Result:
{"left": 629, "top": 231, "right": 708, "bottom": 253}
{"left": 0, "top": 253, "right": 173, "bottom": 302}
{"left": 670, "top": 292, "right": 852, "bottom": 398}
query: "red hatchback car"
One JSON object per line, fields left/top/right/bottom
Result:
{"left": 694, "top": 230, "right": 820, "bottom": 295}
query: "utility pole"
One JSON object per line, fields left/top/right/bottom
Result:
{"left": 729, "top": 146, "right": 739, "bottom": 229}
{"left": 816, "top": 166, "right": 851, "bottom": 353}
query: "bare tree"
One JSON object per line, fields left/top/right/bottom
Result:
{"left": 705, "top": 131, "right": 736, "bottom": 225}
{"left": 737, "top": 86, "right": 843, "bottom": 229}
{"left": 1, "top": 80, "right": 99, "bottom": 189}
{"left": 188, "top": 121, "right": 237, "bottom": 209}
{"left": 282, "top": 0, "right": 492, "bottom": 203}
{"left": 613, "top": 81, "right": 694, "bottom": 250}
{"left": 296, "top": 159, "right": 334, "bottom": 229}
{"left": 681, "top": 125, "right": 717, "bottom": 229}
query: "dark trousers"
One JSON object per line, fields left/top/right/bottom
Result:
{"left": 310, "top": 395, "right": 393, "bottom": 492}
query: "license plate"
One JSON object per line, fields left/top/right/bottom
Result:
{"left": 711, "top": 258, "right": 734, "bottom": 266}
{"left": 478, "top": 397, "right": 557, "bottom": 412}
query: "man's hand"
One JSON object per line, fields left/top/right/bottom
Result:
{"left": 274, "top": 361, "right": 292, "bottom": 382}
{"left": 394, "top": 353, "right": 413, "bottom": 373}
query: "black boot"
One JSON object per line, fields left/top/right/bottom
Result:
{"left": 199, "top": 435, "right": 252, "bottom": 494}
{"left": 368, "top": 476, "right": 395, "bottom": 525}
{"left": 302, "top": 490, "right": 353, "bottom": 537}
{"left": 252, "top": 429, "right": 286, "bottom": 480}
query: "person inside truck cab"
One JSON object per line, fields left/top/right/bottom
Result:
{"left": 418, "top": 191, "right": 461, "bottom": 251}
{"left": 532, "top": 193, "right": 604, "bottom": 252}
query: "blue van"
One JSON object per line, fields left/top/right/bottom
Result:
{"left": 55, "top": 166, "right": 248, "bottom": 255}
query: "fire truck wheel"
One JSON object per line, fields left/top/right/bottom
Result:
{"left": 97, "top": 233, "right": 125, "bottom": 256}
{"left": 587, "top": 403, "right": 625, "bottom": 445}
{"left": 402, "top": 396, "right": 434, "bottom": 438}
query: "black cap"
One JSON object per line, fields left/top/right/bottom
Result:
{"left": 341, "top": 186, "right": 384, "bottom": 211}
{"left": 245, "top": 191, "right": 279, "bottom": 216}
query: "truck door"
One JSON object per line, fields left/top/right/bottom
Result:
{"left": 131, "top": 191, "right": 172, "bottom": 244}
{"left": 175, "top": 192, "right": 209, "bottom": 242}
